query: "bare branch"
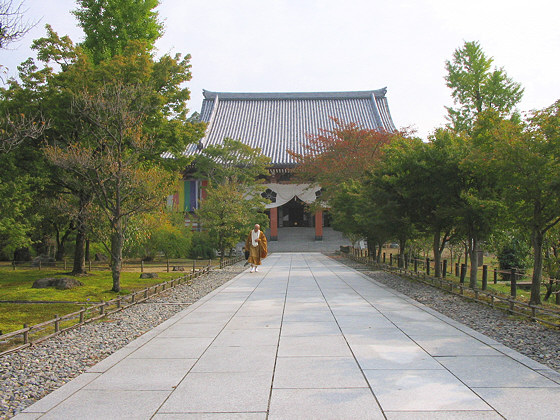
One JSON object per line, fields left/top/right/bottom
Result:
{"left": 0, "top": 0, "right": 37, "bottom": 49}
{"left": 0, "top": 112, "right": 48, "bottom": 152}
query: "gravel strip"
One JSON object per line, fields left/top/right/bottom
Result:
{"left": 331, "top": 254, "right": 560, "bottom": 373}
{"left": 0, "top": 263, "right": 247, "bottom": 420}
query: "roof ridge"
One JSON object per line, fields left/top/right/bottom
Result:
{"left": 202, "top": 88, "right": 388, "bottom": 101}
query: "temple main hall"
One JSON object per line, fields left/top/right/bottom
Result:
{"left": 174, "top": 88, "right": 396, "bottom": 242}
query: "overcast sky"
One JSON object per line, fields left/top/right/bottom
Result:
{"left": 1, "top": 0, "right": 559, "bottom": 138}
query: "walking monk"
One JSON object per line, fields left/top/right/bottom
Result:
{"left": 245, "top": 224, "right": 267, "bottom": 272}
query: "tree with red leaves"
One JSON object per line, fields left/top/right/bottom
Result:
{"left": 288, "top": 118, "right": 397, "bottom": 205}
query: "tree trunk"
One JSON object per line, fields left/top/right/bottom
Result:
{"left": 398, "top": 237, "right": 406, "bottom": 268}
{"left": 433, "top": 230, "right": 442, "bottom": 278}
{"left": 55, "top": 227, "right": 73, "bottom": 261}
{"left": 376, "top": 241, "right": 383, "bottom": 262}
{"left": 73, "top": 227, "right": 86, "bottom": 274}
{"left": 530, "top": 228, "right": 544, "bottom": 305}
{"left": 111, "top": 223, "right": 123, "bottom": 293}
{"left": 468, "top": 237, "right": 478, "bottom": 288}
{"left": 85, "top": 238, "right": 90, "bottom": 263}
{"left": 71, "top": 194, "right": 89, "bottom": 274}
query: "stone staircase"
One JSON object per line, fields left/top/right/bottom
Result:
{"left": 264, "top": 227, "right": 351, "bottom": 253}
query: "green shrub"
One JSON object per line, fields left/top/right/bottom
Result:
{"left": 188, "top": 231, "right": 215, "bottom": 259}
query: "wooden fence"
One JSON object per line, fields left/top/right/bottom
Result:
{"left": 4, "top": 258, "right": 219, "bottom": 273}
{"left": 0, "top": 255, "right": 242, "bottom": 356}
{"left": 345, "top": 250, "right": 560, "bottom": 329}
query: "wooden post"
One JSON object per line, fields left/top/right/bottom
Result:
{"left": 141, "top": 260, "right": 144, "bottom": 273}
{"left": 23, "top": 324, "right": 29, "bottom": 344}
{"left": 79, "top": 307, "right": 85, "bottom": 323}
{"left": 426, "top": 258, "right": 430, "bottom": 276}
{"left": 442, "top": 260, "right": 447, "bottom": 278}
{"left": 455, "top": 263, "right": 459, "bottom": 277}
{"left": 510, "top": 268, "right": 517, "bottom": 297}
{"left": 460, "top": 264, "right": 466, "bottom": 284}
{"left": 193, "top": 259, "right": 196, "bottom": 273}
{"left": 482, "top": 265, "right": 488, "bottom": 290}
{"left": 494, "top": 268, "right": 498, "bottom": 284}
{"left": 54, "top": 315, "right": 60, "bottom": 333}
{"left": 167, "top": 259, "right": 170, "bottom": 273}
{"left": 414, "top": 258, "right": 418, "bottom": 273}
{"left": 383, "top": 253, "right": 386, "bottom": 263}
{"left": 389, "top": 254, "right": 393, "bottom": 266}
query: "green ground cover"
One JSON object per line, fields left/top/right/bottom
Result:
{"left": 0, "top": 303, "right": 81, "bottom": 335}
{"left": 0, "top": 267, "right": 193, "bottom": 334}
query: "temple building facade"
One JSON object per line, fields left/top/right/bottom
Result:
{"left": 171, "top": 88, "right": 396, "bottom": 241}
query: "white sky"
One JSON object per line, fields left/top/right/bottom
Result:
{"left": 1, "top": 0, "right": 559, "bottom": 138}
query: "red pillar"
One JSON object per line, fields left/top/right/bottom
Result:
{"left": 201, "top": 180, "right": 208, "bottom": 200}
{"left": 270, "top": 207, "right": 278, "bottom": 241}
{"left": 315, "top": 210, "right": 323, "bottom": 241}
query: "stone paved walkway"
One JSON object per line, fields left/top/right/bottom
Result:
{"left": 14, "top": 253, "right": 560, "bottom": 419}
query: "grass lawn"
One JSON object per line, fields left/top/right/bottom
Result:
{"left": 0, "top": 267, "right": 194, "bottom": 334}
{"left": 0, "top": 303, "right": 82, "bottom": 336}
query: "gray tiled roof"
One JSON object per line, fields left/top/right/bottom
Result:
{"left": 188, "top": 88, "right": 396, "bottom": 166}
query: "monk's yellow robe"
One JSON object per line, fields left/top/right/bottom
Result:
{"left": 245, "top": 230, "right": 268, "bottom": 266}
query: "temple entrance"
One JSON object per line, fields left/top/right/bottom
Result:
{"left": 278, "top": 197, "right": 312, "bottom": 227}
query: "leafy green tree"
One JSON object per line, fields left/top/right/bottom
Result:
{"left": 370, "top": 133, "right": 463, "bottom": 274}
{"left": 196, "top": 180, "right": 268, "bottom": 262}
{"left": 193, "top": 139, "right": 270, "bottom": 261}
{"left": 45, "top": 82, "right": 179, "bottom": 292}
{"left": 194, "top": 138, "right": 271, "bottom": 185}
{"left": 142, "top": 211, "right": 192, "bottom": 259}
{"left": 445, "top": 41, "right": 523, "bottom": 133}
{"left": 482, "top": 103, "right": 560, "bottom": 304}
{"left": 72, "top": 0, "right": 162, "bottom": 64}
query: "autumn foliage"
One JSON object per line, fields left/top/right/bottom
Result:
{"left": 288, "top": 118, "right": 396, "bottom": 191}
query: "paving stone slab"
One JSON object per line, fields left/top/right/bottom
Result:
{"left": 436, "top": 355, "right": 560, "bottom": 388}
{"left": 38, "top": 389, "right": 171, "bottom": 420}
{"left": 160, "top": 371, "right": 273, "bottom": 413}
{"left": 278, "top": 335, "right": 353, "bottom": 357}
{"left": 280, "top": 320, "right": 341, "bottom": 336}
{"left": 364, "top": 369, "right": 492, "bottom": 411}
{"left": 225, "top": 314, "right": 282, "bottom": 329}
{"left": 191, "top": 345, "right": 277, "bottom": 373}
{"left": 152, "top": 414, "right": 267, "bottom": 419}
{"left": 84, "top": 357, "right": 196, "bottom": 390}
{"left": 351, "top": 342, "right": 445, "bottom": 370}
{"left": 211, "top": 327, "right": 280, "bottom": 346}
{"left": 156, "top": 322, "right": 226, "bottom": 338}
{"left": 383, "top": 411, "right": 502, "bottom": 419}
{"left": 268, "top": 388, "right": 384, "bottom": 420}
{"left": 129, "top": 336, "right": 214, "bottom": 359}
{"left": 412, "top": 335, "right": 503, "bottom": 357}
{"left": 273, "top": 356, "right": 368, "bottom": 388}
{"left": 472, "top": 387, "right": 560, "bottom": 420}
